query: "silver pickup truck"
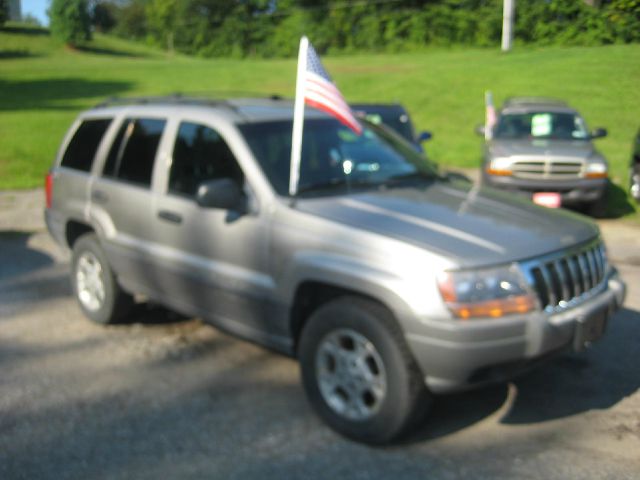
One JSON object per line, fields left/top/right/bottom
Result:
{"left": 45, "top": 96, "right": 626, "bottom": 444}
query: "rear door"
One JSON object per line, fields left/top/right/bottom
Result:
{"left": 89, "top": 116, "right": 168, "bottom": 295}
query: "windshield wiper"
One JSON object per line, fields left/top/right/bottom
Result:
{"left": 298, "top": 177, "right": 381, "bottom": 195}
{"left": 383, "top": 171, "right": 437, "bottom": 187}
{"left": 297, "top": 178, "right": 350, "bottom": 194}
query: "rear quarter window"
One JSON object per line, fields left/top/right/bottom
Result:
{"left": 60, "top": 118, "right": 113, "bottom": 172}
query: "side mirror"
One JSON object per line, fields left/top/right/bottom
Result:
{"left": 591, "top": 127, "right": 607, "bottom": 139}
{"left": 196, "top": 178, "right": 244, "bottom": 210}
{"left": 475, "top": 125, "right": 486, "bottom": 137}
{"left": 417, "top": 130, "right": 433, "bottom": 143}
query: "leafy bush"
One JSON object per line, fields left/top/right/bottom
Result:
{"left": 50, "top": 0, "right": 91, "bottom": 46}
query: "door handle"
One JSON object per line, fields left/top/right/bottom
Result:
{"left": 158, "top": 210, "right": 183, "bottom": 224}
{"left": 91, "top": 190, "right": 109, "bottom": 204}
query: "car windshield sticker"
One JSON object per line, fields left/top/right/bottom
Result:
{"left": 531, "top": 114, "right": 552, "bottom": 137}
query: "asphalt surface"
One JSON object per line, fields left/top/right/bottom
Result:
{"left": 1, "top": 190, "right": 639, "bottom": 480}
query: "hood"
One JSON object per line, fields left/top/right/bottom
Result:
{"left": 489, "top": 138, "right": 595, "bottom": 159}
{"left": 296, "top": 182, "right": 599, "bottom": 267}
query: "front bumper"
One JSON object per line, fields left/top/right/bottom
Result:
{"left": 405, "top": 270, "right": 626, "bottom": 394}
{"left": 482, "top": 172, "right": 607, "bottom": 205}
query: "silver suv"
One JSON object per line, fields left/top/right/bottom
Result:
{"left": 478, "top": 98, "right": 609, "bottom": 215}
{"left": 46, "top": 96, "right": 626, "bottom": 444}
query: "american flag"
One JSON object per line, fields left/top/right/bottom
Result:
{"left": 304, "top": 42, "right": 362, "bottom": 135}
{"left": 485, "top": 91, "right": 496, "bottom": 140}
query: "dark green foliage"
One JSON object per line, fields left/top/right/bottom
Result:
{"left": 92, "top": 1, "right": 118, "bottom": 33}
{"left": 605, "top": 0, "right": 640, "bottom": 42}
{"left": 0, "top": 0, "right": 8, "bottom": 27}
{"left": 105, "top": 0, "right": 640, "bottom": 58}
{"left": 111, "top": 0, "right": 148, "bottom": 40}
{"left": 50, "top": 0, "right": 92, "bottom": 46}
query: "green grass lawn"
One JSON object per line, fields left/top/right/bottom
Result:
{"left": 1, "top": 25, "right": 638, "bottom": 216}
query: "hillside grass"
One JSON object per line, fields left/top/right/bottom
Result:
{"left": 1, "top": 25, "right": 638, "bottom": 216}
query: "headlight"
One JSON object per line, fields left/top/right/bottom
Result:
{"left": 584, "top": 159, "right": 608, "bottom": 179}
{"left": 486, "top": 157, "right": 513, "bottom": 176}
{"left": 437, "top": 264, "right": 538, "bottom": 319}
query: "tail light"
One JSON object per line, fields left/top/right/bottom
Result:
{"left": 45, "top": 172, "right": 53, "bottom": 209}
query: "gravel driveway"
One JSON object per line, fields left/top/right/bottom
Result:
{"left": 1, "top": 189, "right": 639, "bottom": 480}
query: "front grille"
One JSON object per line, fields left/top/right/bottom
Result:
{"left": 522, "top": 240, "right": 608, "bottom": 312}
{"left": 511, "top": 158, "right": 584, "bottom": 180}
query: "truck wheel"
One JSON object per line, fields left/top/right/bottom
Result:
{"left": 587, "top": 195, "right": 607, "bottom": 218}
{"left": 71, "top": 233, "right": 133, "bottom": 324}
{"left": 298, "top": 296, "right": 431, "bottom": 444}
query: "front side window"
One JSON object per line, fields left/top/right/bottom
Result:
{"left": 168, "top": 122, "right": 243, "bottom": 198}
{"left": 494, "top": 112, "right": 589, "bottom": 141}
{"left": 239, "top": 118, "right": 437, "bottom": 197}
{"left": 61, "top": 118, "right": 112, "bottom": 172}
{"left": 103, "top": 118, "right": 166, "bottom": 187}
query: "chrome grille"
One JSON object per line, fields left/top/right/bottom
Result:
{"left": 511, "top": 158, "right": 584, "bottom": 180}
{"left": 523, "top": 240, "right": 608, "bottom": 312}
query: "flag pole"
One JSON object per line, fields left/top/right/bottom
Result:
{"left": 289, "top": 36, "right": 309, "bottom": 199}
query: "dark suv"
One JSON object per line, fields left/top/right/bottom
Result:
{"left": 478, "top": 97, "right": 609, "bottom": 214}
{"left": 351, "top": 103, "right": 432, "bottom": 151}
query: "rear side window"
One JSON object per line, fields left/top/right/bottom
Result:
{"left": 61, "top": 118, "right": 112, "bottom": 172}
{"left": 103, "top": 118, "right": 166, "bottom": 187}
{"left": 168, "top": 122, "right": 243, "bottom": 198}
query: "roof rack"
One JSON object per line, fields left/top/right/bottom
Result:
{"left": 502, "top": 97, "right": 568, "bottom": 108}
{"left": 93, "top": 94, "right": 234, "bottom": 109}
{"left": 93, "top": 93, "right": 287, "bottom": 109}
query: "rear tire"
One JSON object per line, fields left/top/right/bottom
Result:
{"left": 298, "top": 296, "right": 431, "bottom": 444}
{"left": 71, "top": 233, "right": 133, "bottom": 324}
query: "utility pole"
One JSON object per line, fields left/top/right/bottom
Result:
{"left": 501, "top": 0, "right": 515, "bottom": 52}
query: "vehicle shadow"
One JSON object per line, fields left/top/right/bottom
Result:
{"left": 561, "top": 181, "right": 635, "bottom": 219}
{"left": 0, "top": 231, "right": 54, "bottom": 280}
{"left": 502, "top": 306, "right": 640, "bottom": 424}
{"left": 403, "top": 306, "right": 640, "bottom": 444}
{"left": 120, "top": 302, "right": 193, "bottom": 326}
{"left": 601, "top": 181, "right": 636, "bottom": 218}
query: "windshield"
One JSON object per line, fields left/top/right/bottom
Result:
{"left": 239, "top": 118, "right": 437, "bottom": 197}
{"left": 494, "top": 112, "right": 589, "bottom": 141}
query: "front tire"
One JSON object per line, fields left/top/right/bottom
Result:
{"left": 71, "top": 233, "right": 133, "bottom": 324}
{"left": 298, "top": 296, "right": 431, "bottom": 444}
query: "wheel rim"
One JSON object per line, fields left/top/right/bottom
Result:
{"left": 315, "top": 328, "right": 387, "bottom": 421}
{"left": 75, "top": 252, "right": 106, "bottom": 312}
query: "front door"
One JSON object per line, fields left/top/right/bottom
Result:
{"left": 152, "top": 120, "right": 281, "bottom": 342}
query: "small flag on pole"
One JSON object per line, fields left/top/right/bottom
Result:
{"left": 289, "top": 36, "right": 362, "bottom": 197}
{"left": 485, "top": 91, "right": 496, "bottom": 140}
{"left": 304, "top": 43, "right": 362, "bottom": 135}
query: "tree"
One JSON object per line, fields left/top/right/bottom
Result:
{"left": 112, "top": 0, "right": 148, "bottom": 40}
{"left": 146, "top": 0, "right": 181, "bottom": 52}
{"left": 50, "top": 0, "right": 92, "bottom": 46}
{"left": 92, "top": 1, "right": 118, "bottom": 33}
{"left": 0, "top": 0, "right": 8, "bottom": 27}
